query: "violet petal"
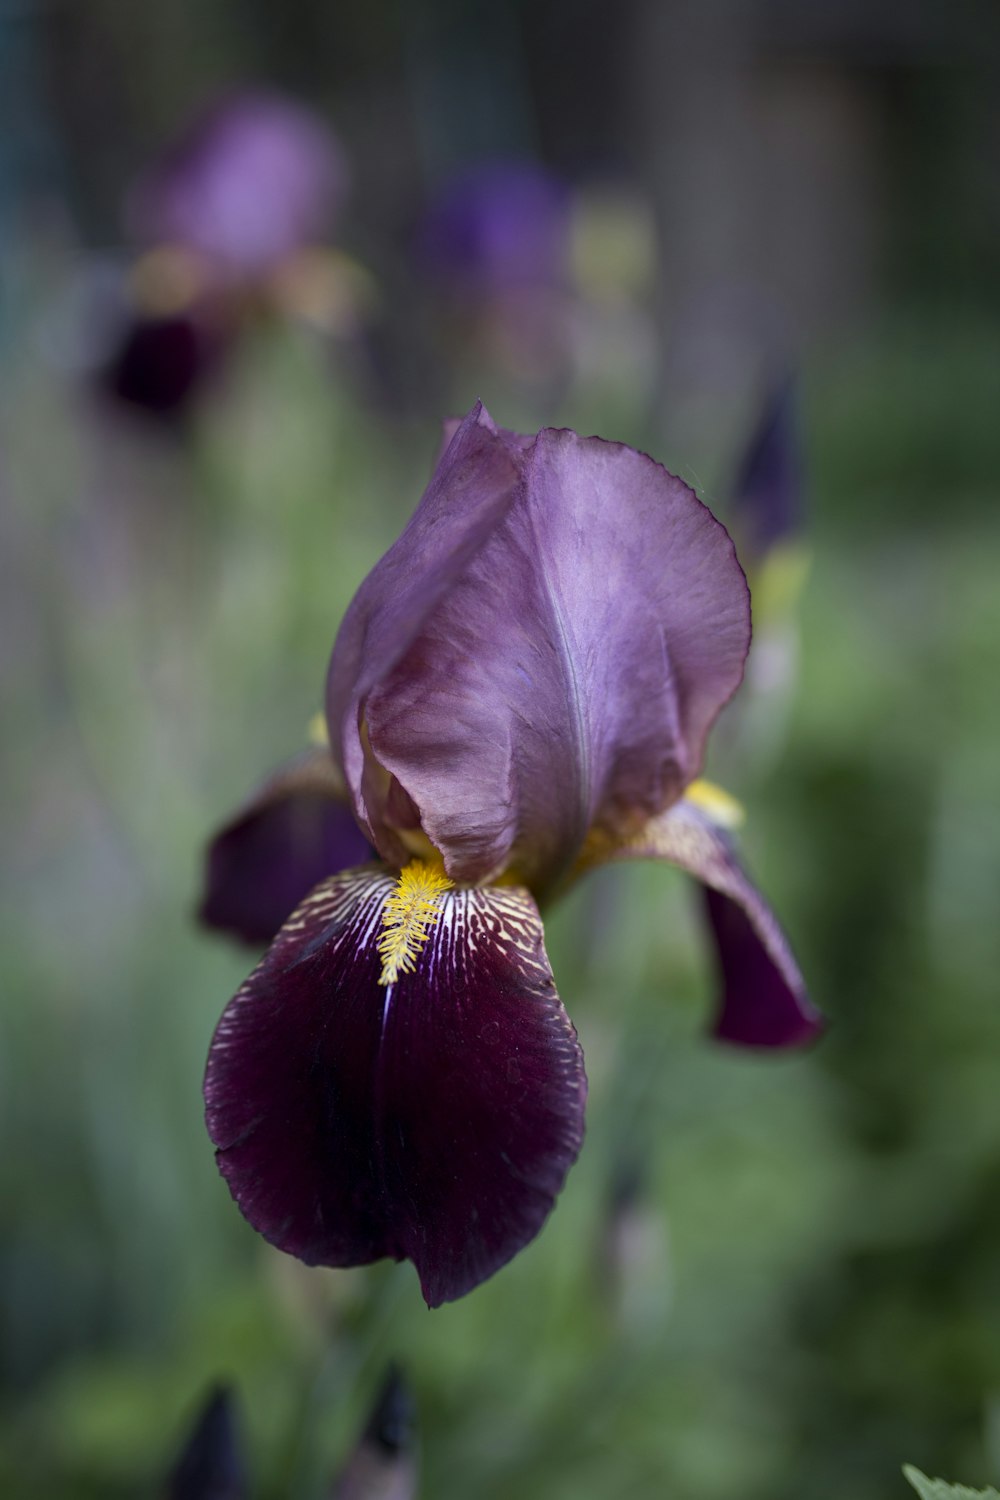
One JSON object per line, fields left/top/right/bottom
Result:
{"left": 595, "top": 796, "right": 822, "bottom": 1048}
{"left": 337, "top": 412, "right": 750, "bottom": 892}
{"left": 128, "top": 92, "right": 346, "bottom": 275}
{"left": 419, "top": 161, "right": 571, "bottom": 296}
{"left": 204, "top": 868, "right": 586, "bottom": 1306}
{"left": 199, "top": 748, "right": 373, "bottom": 945}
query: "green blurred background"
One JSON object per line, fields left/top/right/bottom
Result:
{"left": 2, "top": 1, "right": 1000, "bottom": 1496}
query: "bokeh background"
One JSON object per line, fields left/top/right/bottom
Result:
{"left": 2, "top": 1, "right": 1000, "bottom": 1496}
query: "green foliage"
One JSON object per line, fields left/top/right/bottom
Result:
{"left": 904, "top": 1465, "right": 1000, "bottom": 1500}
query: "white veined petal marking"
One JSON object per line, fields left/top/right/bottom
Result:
{"left": 377, "top": 860, "right": 454, "bottom": 986}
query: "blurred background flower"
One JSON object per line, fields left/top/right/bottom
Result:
{"left": 2, "top": 0, "right": 999, "bottom": 1497}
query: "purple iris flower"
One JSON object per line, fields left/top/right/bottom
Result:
{"left": 203, "top": 403, "right": 821, "bottom": 1307}
{"left": 418, "top": 162, "right": 572, "bottom": 380}
{"left": 420, "top": 162, "right": 570, "bottom": 298}
{"left": 103, "top": 92, "right": 346, "bottom": 420}
{"left": 127, "top": 92, "right": 347, "bottom": 280}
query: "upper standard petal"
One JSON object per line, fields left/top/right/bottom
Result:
{"left": 326, "top": 403, "right": 523, "bottom": 869}
{"left": 339, "top": 415, "right": 750, "bottom": 892}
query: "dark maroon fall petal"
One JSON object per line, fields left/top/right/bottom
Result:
{"left": 103, "top": 312, "right": 225, "bottom": 419}
{"left": 590, "top": 797, "right": 822, "bottom": 1049}
{"left": 204, "top": 868, "right": 586, "bottom": 1306}
{"left": 199, "top": 747, "right": 374, "bottom": 945}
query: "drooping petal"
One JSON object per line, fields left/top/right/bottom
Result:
{"left": 127, "top": 93, "right": 347, "bottom": 276}
{"left": 336, "top": 412, "right": 750, "bottom": 893}
{"left": 166, "top": 1385, "right": 248, "bottom": 1500}
{"left": 199, "top": 748, "right": 373, "bottom": 945}
{"left": 204, "top": 867, "right": 586, "bottom": 1306}
{"left": 585, "top": 793, "right": 822, "bottom": 1048}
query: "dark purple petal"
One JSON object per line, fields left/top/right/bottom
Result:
{"left": 128, "top": 93, "right": 346, "bottom": 275}
{"left": 205, "top": 868, "right": 586, "bottom": 1306}
{"left": 589, "top": 795, "right": 822, "bottom": 1049}
{"left": 420, "top": 161, "right": 570, "bottom": 296}
{"left": 731, "top": 374, "right": 803, "bottom": 564}
{"left": 199, "top": 748, "right": 373, "bottom": 945}
{"left": 331, "top": 409, "right": 750, "bottom": 894}
{"left": 166, "top": 1385, "right": 248, "bottom": 1500}
{"left": 103, "top": 312, "right": 225, "bottom": 419}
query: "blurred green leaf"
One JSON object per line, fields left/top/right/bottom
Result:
{"left": 904, "top": 1464, "right": 1000, "bottom": 1499}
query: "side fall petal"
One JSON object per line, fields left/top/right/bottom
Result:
{"left": 198, "top": 746, "right": 374, "bottom": 945}
{"left": 581, "top": 795, "right": 822, "bottom": 1049}
{"left": 204, "top": 866, "right": 586, "bottom": 1306}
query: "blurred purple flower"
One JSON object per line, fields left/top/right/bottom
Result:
{"left": 420, "top": 161, "right": 570, "bottom": 297}
{"left": 203, "top": 403, "right": 821, "bottom": 1306}
{"left": 100, "top": 92, "right": 349, "bottom": 420}
{"left": 731, "top": 374, "right": 804, "bottom": 568}
{"left": 164, "top": 1371, "right": 413, "bottom": 1499}
{"left": 419, "top": 162, "right": 572, "bottom": 380}
{"left": 166, "top": 1386, "right": 247, "bottom": 1500}
{"left": 330, "top": 1365, "right": 416, "bottom": 1500}
{"left": 128, "top": 92, "right": 347, "bottom": 278}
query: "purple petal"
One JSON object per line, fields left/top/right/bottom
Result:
{"left": 199, "top": 748, "right": 373, "bottom": 945}
{"left": 166, "top": 1386, "right": 248, "bottom": 1500}
{"left": 128, "top": 92, "right": 347, "bottom": 275}
{"left": 420, "top": 161, "right": 571, "bottom": 296}
{"left": 326, "top": 402, "right": 523, "bottom": 870}
{"left": 331, "top": 409, "right": 750, "bottom": 893}
{"left": 731, "top": 374, "right": 804, "bottom": 563}
{"left": 593, "top": 797, "right": 822, "bottom": 1048}
{"left": 204, "top": 868, "right": 586, "bottom": 1306}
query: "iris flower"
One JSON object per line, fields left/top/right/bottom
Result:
{"left": 101, "top": 92, "right": 354, "bottom": 419}
{"left": 203, "top": 403, "right": 820, "bottom": 1306}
